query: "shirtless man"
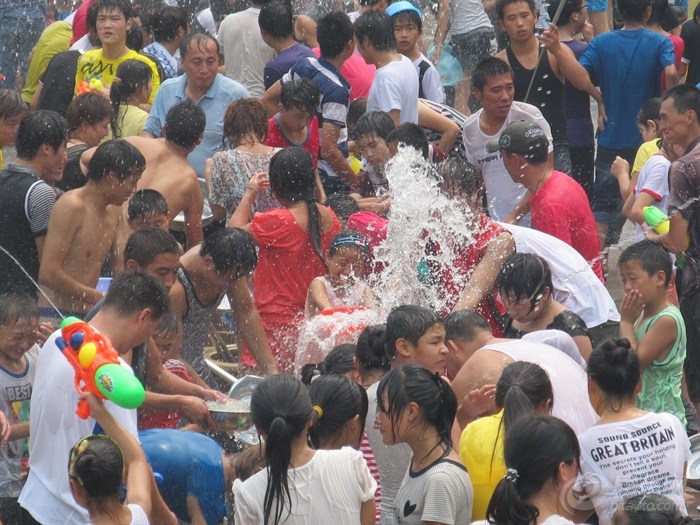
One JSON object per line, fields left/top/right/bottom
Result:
{"left": 83, "top": 99, "right": 205, "bottom": 249}
{"left": 39, "top": 140, "right": 145, "bottom": 323}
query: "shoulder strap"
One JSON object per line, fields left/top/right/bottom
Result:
{"left": 418, "top": 60, "right": 431, "bottom": 100}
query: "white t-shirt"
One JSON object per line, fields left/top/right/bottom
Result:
{"left": 473, "top": 516, "right": 577, "bottom": 525}
{"left": 483, "top": 340, "right": 598, "bottom": 435}
{"left": 450, "top": 0, "right": 493, "bottom": 35}
{"left": 522, "top": 329, "right": 586, "bottom": 369}
{"left": 463, "top": 102, "right": 553, "bottom": 222}
{"left": 124, "top": 503, "right": 149, "bottom": 525}
{"left": 633, "top": 154, "right": 671, "bottom": 241}
{"left": 217, "top": 8, "right": 275, "bottom": 98}
{"left": 233, "top": 447, "right": 377, "bottom": 524}
{"left": 367, "top": 54, "right": 419, "bottom": 125}
{"left": 500, "top": 223, "right": 620, "bottom": 328}
{"left": 577, "top": 412, "right": 691, "bottom": 525}
{"left": 18, "top": 330, "right": 138, "bottom": 525}
{"left": 413, "top": 54, "right": 445, "bottom": 104}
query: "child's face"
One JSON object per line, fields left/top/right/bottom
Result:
{"left": 357, "top": 133, "right": 391, "bottom": 168}
{"left": 96, "top": 8, "right": 131, "bottom": 47}
{"left": 393, "top": 19, "right": 421, "bottom": 55}
{"left": 106, "top": 169, "right": 143, "bottom": 206}
{"left": 407, "top": 322, "right": 449, "bottom": 374}
{"left": 327, "top": 246, "right": 365, "bottom": 284}
{"left": 0, "top": 318, "right": 39, "bottom": 363}
{"left": 128, "top": 212, "right": 169, "bottom": 231}
{"left": 377, "top": 393, "right": 414, "bottom": 445}
{"left": 637, "top": 121, "right": 658, "bottom": 143}
{"left": 0, "top": 113, "right": 23, "bottom": 148}
{"left": 618, "top": 260, "right": 664, "bottom": 304}
{"left": 153, "top": 329, "right": 182, "bottom": 359}
{"left": 279, "top": 105, "right": 314, "bottom": 133}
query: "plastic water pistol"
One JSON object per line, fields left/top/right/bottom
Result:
{"left": 76, "top": 78, "right": 105, "bottom": 95}
{"left": 643, "top": 206, "right": 670, "bottom": 234}
{"left": 56, "top": 317, "right": 145, "bottom": 419}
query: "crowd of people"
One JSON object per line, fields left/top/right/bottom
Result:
{"left": 0, "top": 0, "right": 699, "bottom": 522}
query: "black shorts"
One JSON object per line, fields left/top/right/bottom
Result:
{"left": 451, "top": 28, "right": 494, "bottom": 74}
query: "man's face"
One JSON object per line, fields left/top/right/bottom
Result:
{"left": 142, "top": 252, "right": 181, "bottom": 291}
{"left": 357, "top": 133, "right": 391, "bottom": 168}
{"left": 499, "top": 1, "right": 537, "bottom": 42}
{"left": 106, "top": 169, "right": 143, "bottom": 206}
{"left": 182, "top": 39, "right": 219, "bottom": 93}
{"left": 473, "top": 73, "right": 515, "bottom": 121}
{"left": 96, "top": 8, "right": 131, "bottom": 47}
{"left": 394, "top": 19, "right": 421, "bottom": 55}
{"left": 405, "top": 323, "right": 449, "bottom": 374}
{"left": 660, "top": 97, "right": 691, "bottom": 148}
{"left": 0, "top": 113, "right": 23, "bottom": 148}
{"left": 42, "top": 141, "right": 68, "bottom": 185}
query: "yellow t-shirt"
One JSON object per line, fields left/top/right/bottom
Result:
{"left": 21, "top": 20, "right": 73, "bottom": 104}
{"left": 632, "top": 139, "right": 661, "bottom": 175}
{"left": 106, "top": 104, "right": 149, "bottom": 140}
{"left": 75, "top": 48, "right": 160, "bottom": 105}
{"left": 459, "top": 411, "right": 506, "bottom": 521}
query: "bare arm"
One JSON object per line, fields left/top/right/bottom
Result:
{"left": 650, "top": 212, "right": 690, "bottom": 253}
{"left": 141, "top": 392, "right": 216, "bottom": 429}
{"left": 306, "top": 277, "right": 332, "bottom": 317}
{"left": 8, "top": 422, "right": 29, "bottom": 441}
{"left": 542, "top": 24, "right": 595, "bottom": 91}
{"left": 184, "top": 177, "right": 204, "bottom": 249}
{"left": 30, "top": 83, "right": 42, "bottom": 111}
{"left": 628, "top": 191, "right": 656, "bottom": 226}
{"left": 140, "top": 130, "right": 156, "bottom": 139}
{"left": 431, "top": 0, "right": 452, "bottom": 63}
{"left": 261, "top": 80, "right": 283, "bottom": 118}
{"left": 502, "top": 191, "right": 531, "bottom": 225}
{"left": 185, "top": 495, "right": 208, "bottom": 525}
{"left": 321, "top": 123, "right": 355, "bottom": 182}
{"left": 417, "top": 101, "right": 460, "bottom": 155}
{"left": 664, "top": 63, "right": 680, "bottom": 89}
{"left": 360, "top": 499, "right": 376, "bottom": 525}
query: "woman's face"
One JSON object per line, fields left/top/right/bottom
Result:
{"left": 376, "top": 394, "right": 417, "bottom": 446}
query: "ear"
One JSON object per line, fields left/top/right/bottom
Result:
{"left": 136, "top": 307, "right": 153, "bottom": 324}
{"left": 498, "top": 18, "right": 505, "bottom": 31}
{"left": 655, "top": 270, "right": 667, "bottom": 287}
{"left": 126, "top": 18, "right": 133, "bottom": 31}
{"left": 406, "top": 401, "right": 420, "bottom": 422}
{"left": 395, "top": 337, "right": 412, "bottom": 359}
{"left": 125, "top": 259, "right": 139, "bottom": 271}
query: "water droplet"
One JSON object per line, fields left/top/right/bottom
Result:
{"left": 537, "top": 86, "right": 543, "bottom": 91}
{"left": 545, "top": 90, "right": 551, "bottom": 95}
{"left": 542, "top": 74, "right": 549, "bottom": 79}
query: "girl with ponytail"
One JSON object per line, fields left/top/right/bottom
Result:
{"left": 233, "top": 374, "right": 376, "bottom": 525}
{"left": 376, "top": 364, "right": 473, "bottom": 524}
{"left": 109, "top": 59, "right": 152, "bottom": 139}
{"left": 230, "top": 147, "right": 340, "bottom": 373}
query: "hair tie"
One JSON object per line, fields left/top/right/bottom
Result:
{"left": 330, "top": 235, "right": 368, "bottom": 251}
{"left": 313, "top": 405, "right": 323, "bottom": 418}
{"left": 505, "top": 468, "right": 519, "bottom": 483}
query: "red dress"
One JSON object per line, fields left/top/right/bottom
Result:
{"left": 265, "top": 115, "right": 320, "bottom": 169}
{"left": 242, "top": 207, "right": 341, "bottom": 372}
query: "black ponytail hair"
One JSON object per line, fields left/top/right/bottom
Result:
{"left": 308, "top": 374, "right": 369, "bottom": 449}
{"left": 68, "top": 435, "right": 124, "bottom": 508}
{"left": 486, "top": 415, "right": 580, "bottom": 525}
{"left": 377, "top": 364, "right": 457, "bottom": 452}
{"left": 495, "top": 361, "right": 553, "bottom": 434}
{"left": 109, "top": 59, "right": 152, "bottom": 139}
{"left": 614, "top": 494, "right": 694, "bottom": 525}
{"left": 587, "top": 338, "right": 640, "bottom": 409}
{"left": 356, "top": 324, "right": 390, "bottom": 373}
{"left": 250, "top": 374, "right": 314, "bottom": 525}
{"left": 300, "top": 343, "right": 356, "bottom": 386}
{"left": 268, "top": 147, "right": 325, "bottom": 265}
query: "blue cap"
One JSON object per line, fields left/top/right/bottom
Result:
{"left": 385, "top": 1, "right": 422, "bottom": 18}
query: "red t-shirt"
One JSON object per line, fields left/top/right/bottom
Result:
{"left": 312, "top": 47, "right": 375, "bottom": 101}
{"left": 347, "top": 211, "right": 389, "bottom": 276}
{"left": 531, "top": 170, "right": 604, "bottom": 282}
{"left": 661, "top": 34, "right": 685, "bottom": 92}
{"left": 265, "top": 115, "right": 320, "bottom": 168}
{"left": 71, "top": 0, "right": 93, "bottom": 45}
{"left": 138, "top": 359, "right": 193, "bottom": 430}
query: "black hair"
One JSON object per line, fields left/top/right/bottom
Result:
{"left": 308, "top": 375, "right": 369, "bottom": 448}
{"left": 387, "top": 123, "right": 430, "bottom": 160}
{"left": 377, "top": 364, "right": 457, "bottom": 450}
{"left": 355, "top": 111, "right": 396, "bottom": 142}
{"left": 354, "top": 11, "right": 395, "bottom": 52}
{"left": 93, "top": 0, "right": 135, "bottom": 20}
{"left": 637, "top": 97, "right": 662, "bottom": 127}
{"left": 496, "top": 361, "right": 553, "bottom": 434}
{"left": 347, "top": 98, "right": 368, "bottom": 129}
{"left": 617, "top": 0, "right": 653, "bottom": 22}
{"left": 280, "top": 78, "right": 320, "bottom": 116}
{"left": 110, "top": 60, "right": 152, "bottom": 139}
{"left": 486, "top": 415, "right": 580, "bottom": 525}
{"left": 435, "top": 157, "right": 483, "bottom": 198}
{"left": 328, "top": 230, "right": 368, "bottom": 259}
{"left": 443, "top": 310, "right": 492, "bottom": 343}
{"left": 496, "top": 0, "right": 536, "bottom": 18}
{"left": 300, "top": 343, "right": 357, "bottom": 386}
{"left": 250, "top": 374, "right": 314, "bottom": 525}
{"left": 165, "top": 99, "right": 205, "bottom": 150}
{"left": 649, "top": 0, "right": 671, "bottom": 25}
{"left": 587, "top": 338, "right": 640, "bottom": 405}
{"left": 324, "top": 194, "right": 360, "bottom": 222}
{"left": 223, "top": 98, "right": 268, "bottom": 147}
{"left": 69, "top": 435, "right": 124, "bottom": 502}
{"left": 0, "top": 292, "right": 39, "bottom": 326}
{"left": 496, "top": 253, "right": 553, "bottom": 303}
{"left": 153, "top": 309, "right": 179, "bottom": 338}
{"left": 65, "top": 92, "right": 113, "bottom": 133}
{"left": 199, "top": 227, "right": 258, "bottom": 278}
{"left": 615, "top": 494, "right": 694, "bottom": 525}
{"left": 618, "top": 239, "right": 673, "bottom": 286}
{"left": 317, "top": 11, "right": 355, "bottom": 59}
{"left": 385, "top": 305, "right": 442, "bottom": 359}
{"left": 180, "top": 32, "right": 219, "bottom": 59}
{"left": 471, "top": 57, "right": 513, "bottom": 92}
{"left": 258, "top": 1, "right": 294, "bottom": 39}
{"left": 86, "top": 0, "right": 99, "bottom": 33}
{"left": 662, "top": 84, "right": 700, "bottom": 123}
{"left": 125, "top": 23, "right": 144, "bottom": 51}
{"left": 0, "top": 89, "right": 27, "bottom": 120}
{"left": 152, "top": 6, "right": 188, "bottom": 42}
{"left": 268, "top": 147, "right": 325, "bottom": 265}
{"left": 15, "top": 110, "right": 69, "bottom": 160}
{"left": 356, "top": 324, "right": 390, "bottom": 372}
{"left": 102, "top": 270, "right": 170, "bottom": 320}
{"left": 547, "top": 0, "right": 584, "bottom": 26}
{"left": 128, "top": 189, "right": 169, "bottom": 221}
{"left": 123, "top": 227, "right": 180, "bottom": 267}
{"left": 87, "top": 139, "right": 146, "bottom": 182}
{"left": 392, "top": 10, "right": 423, "bottom": 32}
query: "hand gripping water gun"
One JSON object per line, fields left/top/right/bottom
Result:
{"left": 643, "top": 206, "right": 670, "bottom": 235}
{"left": 56, "top": 317, "right": 146, "bottom": 419}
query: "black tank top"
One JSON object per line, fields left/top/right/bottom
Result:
{"left": 506, "top": 45, "right": 567, "bottom": 146}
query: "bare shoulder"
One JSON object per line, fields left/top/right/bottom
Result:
{"left": 496, "top": 49, "right": 508, "bottom": 63}
{"left": 53, "top": 188, "right": 87, "bottom": 214}
{"left": 169, "top": 279, "right": 187, "bottom": 318}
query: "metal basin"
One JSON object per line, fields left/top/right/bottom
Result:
{"left": 206, "top": 399, "right": 252, "bottom": 433}
{"left": 687, "top": 434, "right": 700, "bottom": 490}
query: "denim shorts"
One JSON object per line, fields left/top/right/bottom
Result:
{"left": 591, "top": 146, "right": 637, "bottom": 224}
{"left": 451, "top": 28, "right": 494, "bottom": 74}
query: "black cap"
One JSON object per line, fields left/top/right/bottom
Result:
{"left": 485, "top": 120, "right": 549, "bottom": 156}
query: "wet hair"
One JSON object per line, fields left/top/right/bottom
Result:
{"left": 250, "top": 374, "right": 314, "bottom": 525}
{"left": 496, "top": 361, "right": 553, "bottom": 434}
{"left": 230, "top": 444, "right": 267, "bottom": 482}
{"left": 355, "top": 111, "right": 396, "bottom": 142}
{"left": 347, "top": 98, "right": 368, "bottom": 130}
{"left": 637, "top": 97, "right": 662, "bottom": 128}
{"left": 200, "top": 227, "right": 258, "bottom": 278}
{"left": 68, "top": 434, "right": 124, "bottom": 503}
{"left": 152, "top": 6, "right": 188, "bottom": 42}
{"left": 496, "top": 253, "right": 553, "bottom": 304}
{"left": 308, "top": 375, "right": 369, "bottom": 448}
{"left": 387, "top": 123, "right": 430, "bottom": 160}
{"left": 102, "top": 270, "right": 170, "bottom": 320}
{"left": 93, "top": 0, "right": 135, "bottom": 20}
{"left": 617, "top": 0, "right": 653, "bottom": 22}
{"left": 317, "top": 11, "right": 355, "bottom": 59}
{"left": 15, "top": 110, "right": 69, "bottom": 160}
{"left": 300, "top": 343, "right": 357, "bottom": 386}
{"left": 324, "top": 194, "right": 360, "bottom": 222}
{"left": 127, "top": 189, "right": 169, "bottom": 222}
{"left": 328, "top": 230, "right": 368, "bottom": 258}
{"left": 443, "top": 310, "right": 492, "bottom": 343}
{"left": 385, "top": 305, "right": 442, "bottom": 359}
{"left": 86, "top": 0, "right": 99, "bottom": 33}
{"left": 547, "top": 0, "right": 584, "bottom": 25}
{"left": 614, "top": 494, "right": 694, "bottom": 525}
{"left": 153, "top": 309, "right": 178, "bottom": 338}
{"left": 280, "top": 79, "right": 320, "bottom": 116}
{"left": 0, "top": 292, "right": 39, "bottom": 326}
{"left": 165, "top": 99, "right": 205, "bottom": 150}
{"left": 110, "top": 60, "right": 152, "bottom": 138}
{"left": 618, "top": 240, "right": 673, "bottom": 286}
{"left": 87, "top": 139, "right": 146, "bottom": 182}
{"left": 258, "top": 1, "right": 294, "bottom": 39}
{"left": 268, "top": 147, "right": 325, "bottom": 265}
{"left": 354, "top": 11, "right": 395, "bottom": 52}
{"left": 392, "top": 9, "right": 423, "bottom": 32}
{"left": 486, "top": 415, "right": 580, "bottom": 525}
{"left": 662, "top": 84, "right": 700, "bottom": 123}
{"left": 587, "top": 338, "right": 640, "bottom": 404}
{"left": 471, "top": 57, "right": 513, "bottom": 92}
{"left": 648, "top": 0, "right": 672, "bottom": 25}
{"left": 496, "top": 0, "right": 537, "bottom": 19}
{"left": 125, "top": 23, "right": 144, "bottom": 51}
{"left": 180, "top": 32, "right": 219, "bottom": 59}
{"left": 356, "top": 324, "right": 390, "bottom": 372}
{"left": 0, "top": 89, "right": 27, "bottom": 120}
{"left": 123, "top": 227, "right": 179, "bottom": 267}
{"left": 223, "top": 98, "right": 268, "bottom": 147}
{"left": 377, "top": 364, "right": 457, "bottom": 449}
{"left": 435, "top": 157, "right": 483, "bottom": 198}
